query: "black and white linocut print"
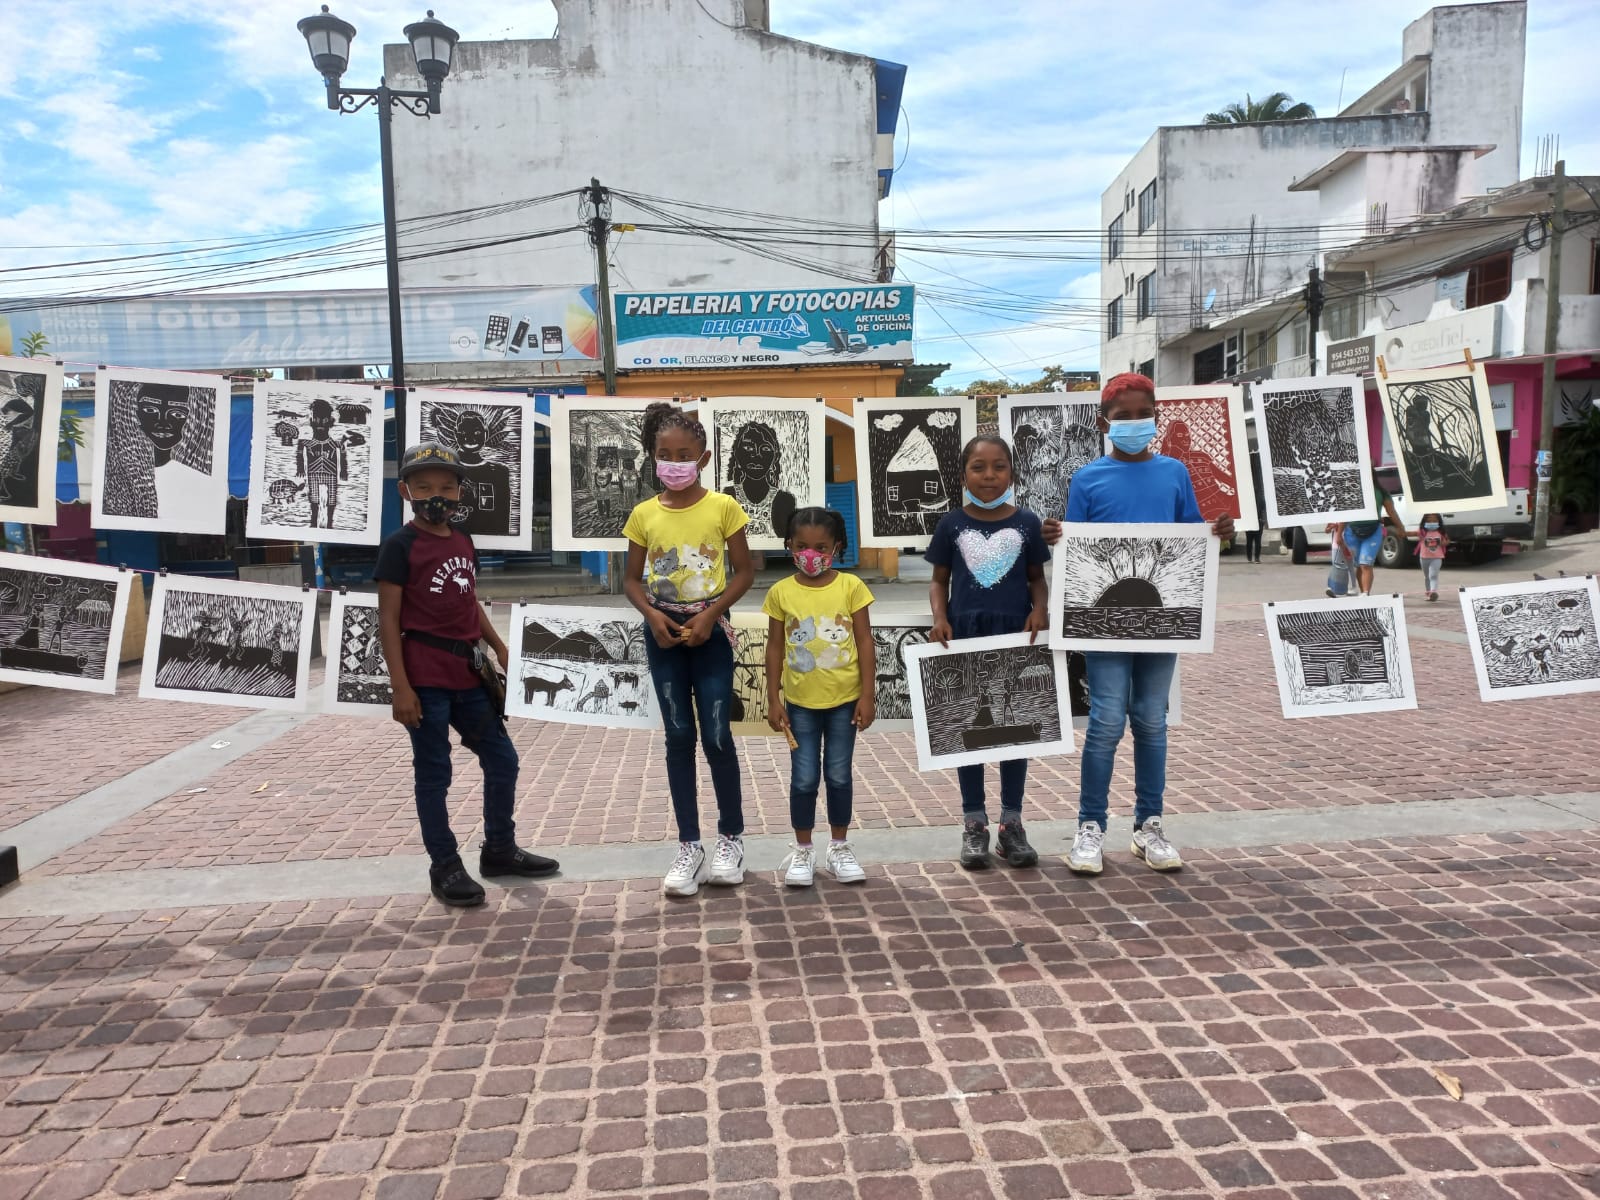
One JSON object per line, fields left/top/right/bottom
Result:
{"left": 729, "top": 613, "right": 775, "bottom": 734}
{"left": 1065, "top": 651, "right": 1183, "bottom": 729}
{"left": 869, "top": 617, "right": 933, "bottom": 732}
{"left": 140, "top": 576, "right": 315, "bottom": 711}
{"left": 855, "top": 397, "right": 974, "bottom": 550}
{"left": 1051, "top": 522, "right": 1219, "bottom": 653}
{"left": 323, "top": 591, "right": 391, "bottom": 716}
{"left": 93, "top": 368, "right": 229, "bottom": 535}
{"left": 407, "top": 389, "right": 534, "bottom": 551}
{"left": 0, "top": 355, "right": 65, "bottom": 524}
{"left": 1377, "top": 362, "right": 1506, "bottom": 514}
{"left": 1001, "top": 397, "right": 1101, "bottom": 520}
{"left": 705, "top": 398, "right": 825, "bottom": 549}
{"left": 549, "top": 397, "right": 666, "bottom": 551}
{"left": 1460, "top": 577, "right": 1600, "bottom": 702}
{"left": 1263, "top": 597, "right": 1417, "bottom": 719}
{"left": 247, "top": 381, "right": 384, "bottom": 546}
{"left": 0, "top": 552, "right": 131, "bottom": 695}
{"left": 904, "top": 632, "right": 1072, "bottom": 770}
{"left": 1253, "top": 376, "right": 1375, "bottom": 527}
{"left": 505, "top": 603, "right": 660, "bottom": 729}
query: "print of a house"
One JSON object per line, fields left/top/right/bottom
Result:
{"left": 885, "top": 426, "right": 946, "bottom": 514}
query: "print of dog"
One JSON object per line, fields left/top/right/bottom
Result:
{"left": 785, "top": 616, "right": 817, "bottom": 673}
{"left": 523, "top": 672, "right": 574, "bottom": 705}
{"left": 814, "top": 613, "right": 852, "bottom": 669}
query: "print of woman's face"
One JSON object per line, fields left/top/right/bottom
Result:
{"left": 135, "top": 384, "right": 190, "bottom": 452}
{"left": 734, "top": 424, "right": 778, "bottom": 480}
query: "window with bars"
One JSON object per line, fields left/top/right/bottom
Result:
{"left": 1464, "top": 252, "right": 1512, "bottom": 308}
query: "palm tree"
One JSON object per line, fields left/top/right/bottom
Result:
{"left": 1203, "top": 92, "right": 1316, "bottom": 125}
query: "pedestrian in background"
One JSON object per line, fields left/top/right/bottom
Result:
{"left": 1417, "top": 512, "right": 1448, "bottom": 601}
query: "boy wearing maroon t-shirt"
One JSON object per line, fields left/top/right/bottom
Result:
{"left": 375, "top": 442, "right": 558, "bottom": 907}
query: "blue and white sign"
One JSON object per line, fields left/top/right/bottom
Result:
{"left": 614, "top": 287, "right": 914, "bottom": 368}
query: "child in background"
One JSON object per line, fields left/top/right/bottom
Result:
{"left": 764, "top": 507, "right": 873, "bottom": 886}
{"left": 926, "top": 435, "right": 1051, "bottom": 870}
{"left": 1417, "top": 512, "right": 1448, "bottom": 601}
{"left": 623, "top": 402, "right": 755, "bottom": 897}
{"left": 376, "top": 441, "right": 559, "bottom": 909}
{"left": 1042, "top": 373, "right": 1233, "bottom": 876}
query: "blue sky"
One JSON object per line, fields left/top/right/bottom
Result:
{"left": 4, "top": 0, "right": 1596, "bottom": 387}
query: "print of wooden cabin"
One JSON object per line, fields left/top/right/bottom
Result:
{"left": 884, "top": 426, "right": 946, "bottom": 514}
{"left": 1275, "top": 610, "right": 1389, "bottom": 687}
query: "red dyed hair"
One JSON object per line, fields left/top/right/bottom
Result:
{"left": 1101, "top": 372, "right": 1156, "bottom": 411}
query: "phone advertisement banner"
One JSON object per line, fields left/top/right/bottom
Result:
{"left": 0, "top": 286, "right": 601, "bottom": 370}
{"left": 613, "top": 287, "right": 915, "bottom": 368}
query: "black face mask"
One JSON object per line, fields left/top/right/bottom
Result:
{"left": 410, "top": 495, "right": 459, "bottom": 524}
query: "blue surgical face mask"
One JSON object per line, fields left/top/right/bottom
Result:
{"left": 963, "top": 486, "right": 1014, "bottom": 510}
{"left": 1423, "top": 522, "right": 1440, "bottom": 530}
{"left": 1107, "top": 418, "right": 1158, "bottom": 454}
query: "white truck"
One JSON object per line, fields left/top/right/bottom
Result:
{"left": 1283, "top": 465, "right": 1532, "bottom": 569}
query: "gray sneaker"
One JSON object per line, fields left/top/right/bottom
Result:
{"left": 959, "top": 821, "right": 992, "bottom": 870}
{"left": 662, "top": 842, "right": 709, "bottom": 897}
{"left": 1067, "top": 822, "right": 1104, "bottom": 874}
{"left": 1131, "top": 818, "right": 1183, "bottom": 871}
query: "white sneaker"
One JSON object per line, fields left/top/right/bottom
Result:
{"left": 1068, "top": 822, "right": 1104, "bottom": 875}
{"left": 823, "top": 841, "right": 866, "bottom": 884}
{"left": 779, "top": 845, "right": 815, "bottom": 887}
{"left": 1132, "top": 818, "right": 1183, "bottom": 871}
{"left": 662, "top": 842, "right": 709, "bottom": 897}
{"left": 708, "top": 835, "right": 745, "bottom": 886}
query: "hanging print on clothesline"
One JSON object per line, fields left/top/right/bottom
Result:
{"left": 1251, "top": 375, "right": 1376, "bottom": 528}
{"left": 0, "top": 355, "right": 65, "bottom": 525}
{"left": 1000, "top": 394, "right": 1101, "bottom": 520}
{"left": 854, "top": 396, "right": 975, "bottom": 550}
{"left": 323, "top": 590, "right": 392, "bottom": 717}
{"left": 247, "top": 381, "right": 385, "bottom": 546}
{"left": 1459, "top": 575, "right": 1600, "bottom": 702}
{"left": 1376, "top": 359, "right": 1506, "bottom": 513}
{"left": 1152, "top": 385, "right": 1257, "bottom": 531}
{"left": 704, "top": 397, "right": 827, "bottom": 550}
{"left": 0, "top": 552, "right": 132, "bottom": 695}
{"left": 1049, "top": 523, "right": 1220, "bottom": 653}
{"left": 92, "top": 367, "right": 230, "bottom": 535}
{"left": 549, "top": 395, "right": 671, "bottom": 551}
{"left": 140, "top": 575, "right": 317, "bottom": 711}
{"left": 406, "top": 389, "right": 535, "bottom": 551}
{"left": 1263, "top": 595, "right": 1418, "bottom": 718}
{"left": 868, "top": 614, "right": 934, "bottom": 733}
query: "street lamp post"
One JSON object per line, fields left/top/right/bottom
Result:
{"left": 296, "top": 6, "right": 459, "bottom": 454}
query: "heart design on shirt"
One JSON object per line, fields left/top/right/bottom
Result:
{"left": 955, "top": 527, "right": 1024, "bottom": 589}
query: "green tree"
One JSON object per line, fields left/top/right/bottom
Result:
{"left": 941, "top": 365, "right": 1094, "bottom": 396}
{"left": 1203, "top": 92, "right": 1316, "bottom": 124}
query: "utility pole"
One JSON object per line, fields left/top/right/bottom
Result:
{"left": 1305, "top": 265, "right": 1324, "bottom": 377}
{"left": 584, "top": 178, "right": 619, "bottom": 396}
{"left": 1532, "top": 160, "right": 1566, "bottom": 551}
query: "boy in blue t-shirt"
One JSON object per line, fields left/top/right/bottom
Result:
{"left": 1043, "top": 373, "right": 1233, "bottom": 876}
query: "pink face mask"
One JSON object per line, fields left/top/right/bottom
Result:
{"left": 654, "top": 458, "right": 701, "bottom": 491}
{"left": 794, "top": 549, "right": 833, "bottom": 577}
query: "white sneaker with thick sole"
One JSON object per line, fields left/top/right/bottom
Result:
{"left": 779, "top": 845, "right": 815, "bottom": 887}
{"left": 823, "top": 841, "right": 866, "bottom": 884}
{"left": 1131, "top": 818, "right": 1183, "bottom": 871}
{"left": 708, "top": 835, "right": 746, "bottom": 885}
{"left": 662, "top": 842, "right": 709, "bottom": 897}
{"left": 1068, "top": 822, "right": 1105, "bottom": 874}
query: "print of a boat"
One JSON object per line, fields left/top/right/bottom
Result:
{"left": 0, "top": 644, "right": 88, "bottom": 673}
{"left": 960, "top": 701, "right": 1039, "bottom": 751}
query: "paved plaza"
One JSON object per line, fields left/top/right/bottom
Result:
{"left": 3, "top": 546, "right": 1599, "bottom": 1199}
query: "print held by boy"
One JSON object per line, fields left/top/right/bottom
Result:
{"left": 764, "top": 507, "right": 873, "bottom": 886}
{"left": 622, "top": 403, "right": 756, "bottom": 897}
{"left": 1042, "top": 373, "right": 1233, "bottom": 875}
{"left": 375, "top": 442, "right": 559, "bottom": 909}
{"left": 927, "top": 435, "right": 1052, "bottom": 870}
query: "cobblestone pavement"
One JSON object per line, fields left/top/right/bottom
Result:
{"left": 3, "top": 829, "right": 1599, "bottom": 1200}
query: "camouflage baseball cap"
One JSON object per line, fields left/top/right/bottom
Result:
{"left": 399, "top": 441, "right": 465, "bottom": 480}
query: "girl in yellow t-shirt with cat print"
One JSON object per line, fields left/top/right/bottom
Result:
{"left": 762, "top": 507, "right": 874, "bottom": 888}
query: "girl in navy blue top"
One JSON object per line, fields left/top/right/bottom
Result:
{"left": 926, "top": 435, "right": 1051, "bottom": 871}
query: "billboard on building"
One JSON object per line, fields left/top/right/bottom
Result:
{"left": 613, "top": 287, "right": 915, "bottom": 368}
{"left": 0, "top": 286, "right": 601, "bottom": 371}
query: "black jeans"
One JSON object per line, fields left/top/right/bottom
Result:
{"left": 1243, "top": 530, "right": 1262, "bottom": 560}
{"left": 407, "top": 685, "right": 518, "bottom": 865}
{"left": 643, "top": 626, "right": 745, "bottom": 843}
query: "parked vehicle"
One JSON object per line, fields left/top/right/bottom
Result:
{"left": 1284, "top": 466, "right": 1531, "bottom": 568}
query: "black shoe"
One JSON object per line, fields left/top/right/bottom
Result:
{"left": 996, "top": 821, "right": 1039, "bottom": 868}
{"left": 478, "top": 843, "right": 560, "bottom": 878}
{"left": 960, "top": 821, "right": 992, "bottom": 870}
{"left": 430, "top": 857, "right": 486, "bottom": 908}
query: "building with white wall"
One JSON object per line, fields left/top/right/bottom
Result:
{"left": 383, "top": 0, "right": 902, "bottom": 294}
{"left": 1099, "top": 1, "right": 1527, "bottom": 386}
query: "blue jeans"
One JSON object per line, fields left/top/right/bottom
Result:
{"left": 408, "top": 685, "right": 519, "bottom": 865}
{"left": 1343, "top": 525, "right": 1384, "bottom": 567}
{"left": 1077, "top": 652, "right": 1177, "bottom": 831}
{"left": 958, "top": 760, "right": 1027, "bottom": 825}
{"left": 787, "top": 701, "right": 856, "bottom": 831}
{"left": 644, "top": 625, "right": 744, "bottom": 843}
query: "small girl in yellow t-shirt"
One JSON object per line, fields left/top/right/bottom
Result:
{"left": 762, "top": 507, "right": 874, "bottom": 888}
